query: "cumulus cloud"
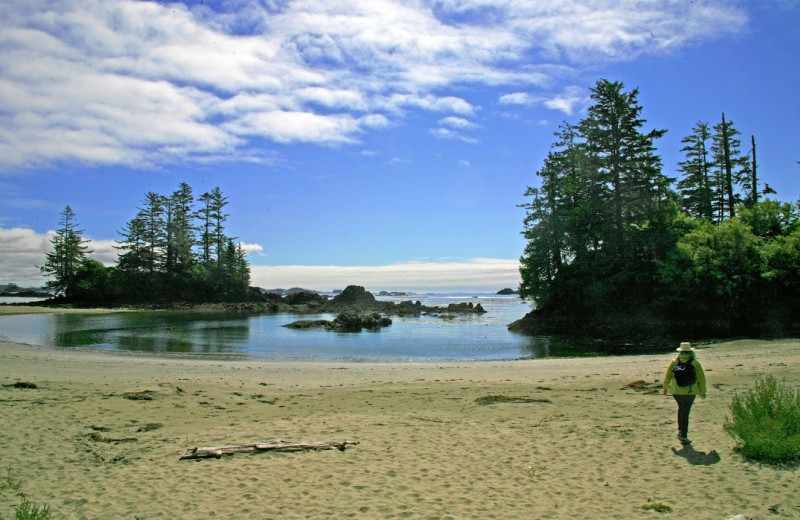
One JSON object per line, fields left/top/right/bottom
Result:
{"left": 0, "top": 227, "right": 52, "bottom": 285}
{"left": 0, "top": 0, "right": 747, "bottom": 170}
{"left": 240, "top": 242, "right": 266, "bottom": 256}
{"left": 0, "top": 226, "right": 129, "bottom": 286}
{"left": 249, "top": 258, "right": 520, "bottom": 292}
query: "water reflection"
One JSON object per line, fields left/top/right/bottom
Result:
{"left": 519, "top": 336, "right": 670, "bottom": 358}
{"left": 46, "top": 312, "right": 251, "bottom": 354}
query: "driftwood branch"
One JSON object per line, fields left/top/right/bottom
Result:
{"left": 180, "top": 439, "right": 359, "bottom": 460}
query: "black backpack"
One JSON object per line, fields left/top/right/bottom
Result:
{"left": 672, "top": 359, "right": 697, "bottom": 387}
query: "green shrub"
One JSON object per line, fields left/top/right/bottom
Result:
{"left": 641, "top": 502, "right": 672, "bottom": 513}
{"left": 12, "top": 498, "right": 52, "bottom": 520}
{"left": 0, "top": 469, "right": 52, "bottom": 520}
{"left": 724, "top": 376, "right": 800, "bottom": 462}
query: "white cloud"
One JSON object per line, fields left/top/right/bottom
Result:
{"left": 438, "top": 116, "right": 478, "bottom": 129}
{"left": 0, "top": 0, "right": 747, "bottom": 170}
{"left": 499, "top": 85, "right": 587, "bottom": 115}
{"left": 225, "top": 111, "right": 363, "bottom": 145}
{"left": 0, "top": 227, "right": 119, "bottom": 286}
{"left": 429, "top": 127, "right": 478, "bottom": 143}
{"left": 0, "top": 227, "right": 51, "bottom": 286}
{"left": 240, "top": 242, "right": 266, "bottom": 256}
{"left": 499, "top": 92, "right": 535, "bottom": 106}
{"left": 542, "top": 85, "right": 587, "bottom": 115}
{"left": 249, "top": 258, "right": 520, "bottom": 292}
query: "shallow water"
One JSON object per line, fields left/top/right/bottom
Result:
{"left": 0, "top": 293, "right": 672, "bottom": 360}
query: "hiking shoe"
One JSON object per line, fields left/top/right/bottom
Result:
{"left": 678, "top": 436, "right": 691, "bottom": 445}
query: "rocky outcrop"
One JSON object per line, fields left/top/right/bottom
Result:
{"left": 324, "top": 285, "right": 380, "bottom": 310}
{"left": 284, "top": 291, "right": 327, "bottom": 306}
{"left": 444, "top": 302, "right": 486, "bottom": 314}
{"left": 284, "top": 312, "right": 392, "bottom": 332}
{"left": 331, "top": 312, "right": 392, "bottom": 332}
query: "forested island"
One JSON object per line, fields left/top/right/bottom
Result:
{"left": 38, "top": 184, "right": 250, "bottom": 305}
{"left": 512, "top": 79, "right": 800, "bottom": 340}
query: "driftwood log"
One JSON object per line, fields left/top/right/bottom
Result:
{"left": 180, "top": 439, "right": 359, "bottom": 460}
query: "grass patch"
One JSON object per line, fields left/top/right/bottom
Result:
{"left": 641, "top": 502, "right": 672, "bottom": 513}
{"left": 0, "top": 468, "right": 52, "bottom": 520}
{"left": 723, "top": 376, "right": 800, "bottom": 463}
{"left": 2, "top": 497, "right": 52, "bottom": 520}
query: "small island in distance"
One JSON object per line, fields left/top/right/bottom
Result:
{"left": 496, "top": 288, "right": 518, "bottom": 295}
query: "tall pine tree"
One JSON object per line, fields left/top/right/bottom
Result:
{"left": 40, "top": 205, "right": 93, "bottom": 296}
{"left": 711, "top": 113, "right": 750, "bottom": 220}
{"left": 677, "top": 121, "right": 714, "bottom": 220}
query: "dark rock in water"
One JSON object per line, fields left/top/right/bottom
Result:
{"left": 330, "top": 286, "right": 377, "bottom": 306}
{"left": 284, "top": 291, "right": 327, "bottom": 306}
{"left": 445, "top": 302, "right": 486, "bottom": 314}
{"left": 496, "top": 288, "right": 517, "bottom": 295}
{"left": 333, "top": 312, "right": 392, "bottom": 332}
{"left": 283, "top": 312, "right": 392, "bottom": 332}
{"left": 283, "top": 319, "right": 331, "bottom": 330}
{"left": 395, "top": 300, "right": 423, "bottom": 316}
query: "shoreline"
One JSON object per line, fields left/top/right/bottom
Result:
{"left": 2, "top": 339, "right": 800, "bottom": 519}
{"left": 0, "top": 304, "right": 137, "bottom": 316}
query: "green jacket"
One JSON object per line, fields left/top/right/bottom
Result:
{"left": 663, "top": 357, "right": 706, "bottom": 396}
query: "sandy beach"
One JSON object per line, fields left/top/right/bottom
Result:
{"left": 1, "top": 334, "right": 799, "bottom": 520}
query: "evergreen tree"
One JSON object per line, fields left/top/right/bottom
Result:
{"left": 519, "top": 79, "right": 671, "bottom": 311}
{"left": 743, "top": 135, "right": 758, "bottom": 206}
{"left": 198, "top": 187, "right": 231, "bottom": 266}
{"left": 115, "top": 215, "right": 148, "bottom": 274}
{"left": 166, "top": 182, "right": 196, "bottom": 277}
{"left": 116, "top": 192, "right": 166, "bottom": 276}
{"left": 711, "top": 113, "right": 750, "bottom": 220}
{"left": 577, "top": 79, "right": 669, "bottom": 255}
{"left": 45, "top": 184, "right": 253, "bottom": 304}
{"left": 677, "top": 121, "right": 714, "bottom": 220}
{"left": 40, "top": 205, "right": 93, "bottom": 295}
{"left": 516, "top": 81, "right": 799, "bottom": 340}
{"left": 519, "top": 152, "right": 565, "bottom": 302}
{"left": 198, "top": 192, "right": 214, "bottom": 265}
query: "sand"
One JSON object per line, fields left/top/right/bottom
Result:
{"left": 1, "top": 336, "right": 799, "bottom": 520}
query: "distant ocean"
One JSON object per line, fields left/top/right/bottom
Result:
{"left": 0, "top": 292, "right": 671, "bottom": 360}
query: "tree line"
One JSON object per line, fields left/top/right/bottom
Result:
{"left": 517, "top": 79, "right": 799, "bottom": 339}
{"left": 40, "top": 183, "right": 251, "bottom": 304}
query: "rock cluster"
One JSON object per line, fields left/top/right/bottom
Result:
{"left": 283, "top": 312, "right": 392, "bottom": 332}
{"left": 277, "top": 285, "right": 488, "bottom": 333}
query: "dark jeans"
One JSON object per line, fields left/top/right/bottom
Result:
{"left": 673, "top": 394, "right": 696, "bottom": 438}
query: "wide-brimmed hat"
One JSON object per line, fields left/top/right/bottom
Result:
{"left": 676, "top": 342, "right": 695, "bottom": 352}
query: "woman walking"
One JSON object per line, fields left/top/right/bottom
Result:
{"left": 663, "top": 342, "right": 706, "bottom": 444}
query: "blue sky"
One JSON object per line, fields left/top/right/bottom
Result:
{"left": 1, "top": 0, "right": 798, "bottom": 292}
